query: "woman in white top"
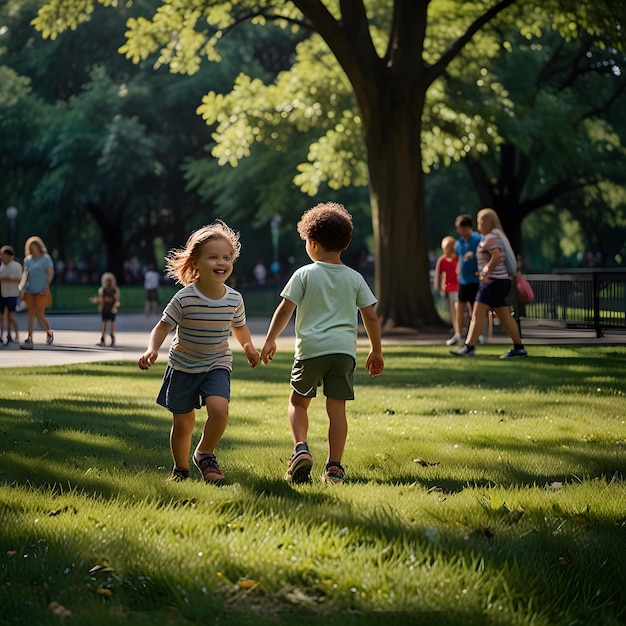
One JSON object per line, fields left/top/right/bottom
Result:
{"left": 451, "top": 208, "right": 527, "bottom": 358}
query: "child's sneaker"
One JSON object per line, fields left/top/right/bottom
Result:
{"left": 285, "top": 442, "right": 313, "bottom": 484}
{"left": 500, "top": 348, "right": 528, "bottom": 359}
{"left": 193, "top": 452, "right": 225, "bottom": 482}
{"left": 166, "top": 467, "right": 190, "bottom": 482}
{"left": 450, "top": 344, "right": 475, "bottom": 356}
{"left": 322, "top": 462, "right": 345, "bottom": 484}
{"left": 445, "top": 334, "right": 461, "bottom": 346}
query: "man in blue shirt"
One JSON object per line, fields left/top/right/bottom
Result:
{"left": 449, "top": 214, "right": 482, "bottom": 346}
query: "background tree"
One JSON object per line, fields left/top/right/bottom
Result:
{"left": 30, "top": 1, "right": 626, "bottom": 322}
{"left": 453, "top": 29, "right": 626, "bottom": 256}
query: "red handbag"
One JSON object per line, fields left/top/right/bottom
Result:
{"left": 516, "top": 276, "right": 534, "bottom": 304}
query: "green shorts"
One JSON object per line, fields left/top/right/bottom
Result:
{"left": 290, "top": 353, "right": 356, "bottom": 400}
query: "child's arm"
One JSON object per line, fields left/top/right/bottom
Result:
{"left": 138, "top": 320, "right": 173, "bottom": 370}
{"left": 112, "top": 288, "right": 120, "bottom": 313}
{"left": 261, "top": 298, "right": 296, "bottom": 364}
{"left": 231, "top": 324, "right": 260, "bottom": 368}
{"left": 433, "top": 257, "right": 442, "bottom": 294}
{"left": 89, "top": 287, "right": 104, "bottom": 308}
{"left": 359, "top": 305, "right": 384, "bottom": 377}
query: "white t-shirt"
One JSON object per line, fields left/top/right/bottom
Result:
{"left": 281, "top": 261, "right": 377, "bottom": 361}
{"left": 0, "top": 259, "right": 22, "bottom": 297}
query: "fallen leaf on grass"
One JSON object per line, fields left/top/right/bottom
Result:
{"left": 89, "top": 561, "right": 114, "bottom": 574}
{"left": 414, "top": 458, "right": 440, "bottom": 467}
{"left": 49, "top": 601, "right": 72, "bottom": 617}
{"left": 506, "top": 505, "right": 525, "bottom": 523}
{"left": 237, "top": 579, "right": 257, "bottom": 589}
{"left": 284, "top": 588, "right": 319, "bottom": 607}
{"left": 467, "top": 527, "right": 495, "bottom": 539}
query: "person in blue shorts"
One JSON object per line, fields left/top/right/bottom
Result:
{"left": 0, "top": 245, "right": 22, "bottom": 345}
{"left": 138, "top": 221, "right": 260, "bottom": 482}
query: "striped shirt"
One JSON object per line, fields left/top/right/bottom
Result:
{"left": 161, "top": 283, "right": 247, "bottom": 373}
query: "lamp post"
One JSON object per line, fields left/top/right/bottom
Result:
{"left": 6, "top": 206, "right": 18, "bottom": 248}
{"left": 270, "top": 213, "right": 282, "bottom": 276}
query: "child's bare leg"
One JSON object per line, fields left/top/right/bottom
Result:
{"left": 9, "top": 311, "right": 18, "bottom": 338}
{"left": 170, "top": 410, "right": 196, "bottom": 469}
{"left": 288, "top": 390, "right": 311, "bottom": 444}
{"left": 196, "top": 395, "right": 229, "bottom": 453}
{"left": 455, "top": 302, "right": 465, "bottom": 338}
{"left": 326, "top": 397, "right": 347, "bottom": 463}
{"left": 448, "top": 299, "right": 455, "bottom": 334}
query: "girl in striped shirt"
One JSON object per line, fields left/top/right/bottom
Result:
{"left": 138, "top": 221, "right": 260, "bottom": 482}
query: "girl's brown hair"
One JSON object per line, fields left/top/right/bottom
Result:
{"left": 100, "top": 272, "right": 118, "bottom": 289}
{"left": 165, "top": 221, "right": 241, "bottom": 286}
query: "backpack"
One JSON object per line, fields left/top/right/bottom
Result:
{"left": 492, "top": 228, "right": 517, "bottom": 275}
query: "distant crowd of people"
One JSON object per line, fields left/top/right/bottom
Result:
{"left": 433, "top": 210, "right": 528, "bottom": 359}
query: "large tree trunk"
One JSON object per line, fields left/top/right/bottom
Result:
{"left": 87, "top": 201, "right": 127, "bottom": 284}
{"left": 364, "top": 92, "right": 441, "bottom": 330}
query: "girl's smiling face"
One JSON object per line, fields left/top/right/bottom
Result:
{"left": 192, "top": 237, "right": 234, "bottom": 285}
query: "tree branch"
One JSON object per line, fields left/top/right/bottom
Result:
{"left": 426, "top": 0, "right": 516, "bottom": 86}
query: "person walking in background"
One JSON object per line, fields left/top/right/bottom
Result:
{"left": 138, "top": 221, "right": 260, "bottom": 483}
{"left": 261, "top": 202, "right": 384, "bottom": 485}
{"left": 0, "top": 245, "right": 22, "bottom": 345}
{"left": 143, "top": 264, "right": 160, "bottom": 316}
{"left": 450, "top": 208, "right": 527, "bottom": 358}
{"left": 451, "top": 214, "right": 482, "bottom": 346}
{"left": 18, "top": 236, "right": 54, "bottom": 350}
{"left": 89, "top": 272, "right": 120, "bottom": 347}
{"left": 252, "top": 259, "right": 268, "bottom": 285}
{"left": 433, "top": 236, "right": 461, "bottom": 345}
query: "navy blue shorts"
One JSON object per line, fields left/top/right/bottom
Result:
{"left": 476, "top": 278, "right": 511, "bottom": 309}
{"left": 0, "top": 296, "right": 18, "bottom": 313}
{"left": 458, "top": 282, "right": 479, "bottom": 304}
{"left": 157, "top": 366, "right": 230, "bottom": 414}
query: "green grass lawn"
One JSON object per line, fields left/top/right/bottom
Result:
{"left": 1, "top": 345, "right": 625, "bottom": 625}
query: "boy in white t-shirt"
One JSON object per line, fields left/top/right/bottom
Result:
{"left": 0, "top": 245, "right": 22, "bottom": 344}
{"left": 261, "top": 202, "right": 384, "bottom": 484}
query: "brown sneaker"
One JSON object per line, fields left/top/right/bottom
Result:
{"left": 166, "top": 467, "right": 190, "bottom": 482}
{"left": 321, "top": 463, "right": 345, "bottom": 484}
{"left": 285, "top": 443, "right": 313, "bottom": 484}
{"left": 193, "top": 452, "right": 225, "bottom": 482}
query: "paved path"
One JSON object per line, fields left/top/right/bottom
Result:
{"left": 0, "top": 313, "right": 624, "bottom": 368}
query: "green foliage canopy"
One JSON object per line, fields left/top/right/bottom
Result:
{"left": 32, "top": 0, "right": 626, "bottom": 326}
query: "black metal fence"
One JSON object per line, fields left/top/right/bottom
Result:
{"left": 521, "top": 269, "right": 626, "bottom": 337}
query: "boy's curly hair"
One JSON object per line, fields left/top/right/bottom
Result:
{"left": 297, "top": 202, "right": 353, "bottom": 252}
{"left": 165, "top": 221, "right": 241, "bottom": 286}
